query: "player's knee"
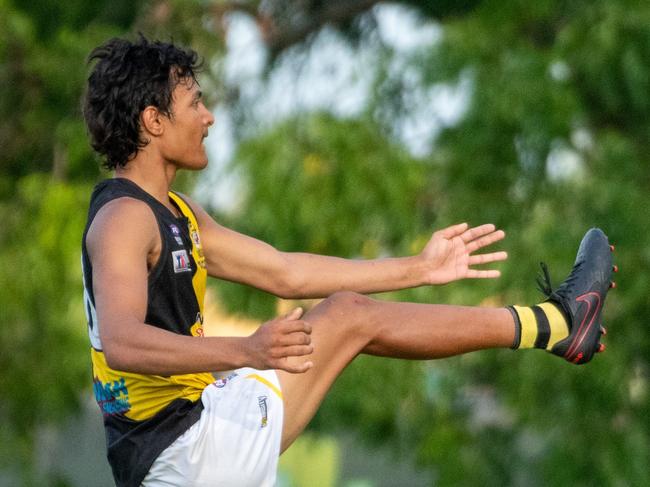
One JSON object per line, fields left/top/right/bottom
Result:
{"left": 307, "top": 291, "right": 377, "bottom": 344}
{"left": 325, "top": 291, "right": 373, "bottom": 311}
{"left": 317, "top": 291, "right": 375, "bottom": 334}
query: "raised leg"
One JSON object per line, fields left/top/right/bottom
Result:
{"left": 276, "top": 291, "right": 514, "bottom": 450}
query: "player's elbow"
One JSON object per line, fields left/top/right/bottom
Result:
{"left": 272, "top": 267, "right": 307, "bottom": 299}
{"left": 102, "top": 343, "right": 127, "bottom": 371}
{"left": 102, "top": 339, "right": 140, "bottom": 373}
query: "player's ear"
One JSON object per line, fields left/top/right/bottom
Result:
{"left": 141, "top": 106, "right": 164, "bottom": 137}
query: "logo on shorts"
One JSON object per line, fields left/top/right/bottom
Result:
{"left": 214, "top": 372, "right": 238, "bottom": 388}
{"left": 258, "top": 396, "right": 268, "bottom": 428}
{"left": 172, "top": 249, "right": 192, "bottom": 273}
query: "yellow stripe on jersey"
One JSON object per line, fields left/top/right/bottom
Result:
{"left": 169, "top": 192, "right": 207, "bottom": 323}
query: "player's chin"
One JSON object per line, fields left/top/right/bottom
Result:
{"left": 195, "top": 157, "right": 209, "bottom": 170}
{"left": 196, "top": 146, "right": 209, "bottom": 169}
{"left": 180, "top": 155, "right": 209, "bottom": 171}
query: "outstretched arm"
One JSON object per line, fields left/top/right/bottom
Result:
{"left": 186, "top": 197, "right": 507, "bottom": 299}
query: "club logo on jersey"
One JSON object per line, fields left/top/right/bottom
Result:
{"left": 191, "top": 229, "right": 202, "bottom": 248}
{"left": 169, "top": 224, "right": 181, "bottom": 235}
{"left": 190, "top": 313, "right": 204, "bottom": 337}
{"left": 189, "top": 228, "right": 207, "bottom": 269}
{"left": 172, "top": 249, "right": 192, "bottom": 273}
{"left": 258, "top": 396, "right": 268, "bottom": 428}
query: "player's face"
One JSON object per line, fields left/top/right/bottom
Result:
{"left": 159, "top": 77, "right": 215, "bottom": 170}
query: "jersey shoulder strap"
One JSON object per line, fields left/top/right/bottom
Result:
{"left": 168, "top": 191, "right": 199, "bottom": 230}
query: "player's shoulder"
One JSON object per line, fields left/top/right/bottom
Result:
{"left": 96, "top": 196, "right": 155, "bottom": 226}
{"left": 87, "top": 197, "right": 158, "bottom": 250}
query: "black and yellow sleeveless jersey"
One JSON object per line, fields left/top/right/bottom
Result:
{"left": 81, "top": 178, "right": 215, "bottom": 487}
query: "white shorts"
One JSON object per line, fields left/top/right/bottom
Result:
{"left": 142, "top": 368, "right": 284, "bottom": 487}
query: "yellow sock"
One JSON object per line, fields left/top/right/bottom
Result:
{"left": 507, "top": 303, "right": 569, "bottom": 350}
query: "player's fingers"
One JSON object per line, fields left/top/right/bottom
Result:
{"left": 468, "top": 251, "right": 508, "bottom": 266}
{"left": 466, "top": 269, "right": 502, "bottom": 279}
{"left": 281, "top": 344, "right": 314, "bottom": 358}
{"left": 283, "top": 307, "right": 303, "bottom": 320}
{"left": 460, "top": 223, "right": 496, "bottom": 243}
{"left": 277, "top": 359, "right": 313, "bottom": 374}
{"left": 436, "top": 222, "right": 469, "bottom": 239}
{"left": 465, "top": 229, "right": 505, "bottom": 253}
{"left": 270, "top": 341, "right": 313, "bottom": 358}
{"left": 279, "top": 319, "right": 312, "bottom": 335}
{"left": 276, "top": 330, "right": 312, "bottom": 347}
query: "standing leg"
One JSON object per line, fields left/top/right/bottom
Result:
{"left": 276, "top": 292, "right": 514, "bottom": 450}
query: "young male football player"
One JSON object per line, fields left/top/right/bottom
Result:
{"left": 81, "top": 36, "right": 615, "bottom": 486}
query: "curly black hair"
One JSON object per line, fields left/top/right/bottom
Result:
{"left": 83, "top": 35, "right": 203, "bottom": 170}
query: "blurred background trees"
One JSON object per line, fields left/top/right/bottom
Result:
{"left": 1, "top": 0, "right": 648, "bottom": 485}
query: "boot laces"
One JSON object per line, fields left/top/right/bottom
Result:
{"left": 536, "top": 261, "right": 582, "bottom": 301}
{"left": 536, "top": 262, "right": 553, "bottom": 296}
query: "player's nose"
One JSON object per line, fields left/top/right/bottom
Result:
{"left": 204, "top": 107, "right": 215, "bottom": 127}
{"left": 202, "top": 105, "right": 214, "bottom": 127}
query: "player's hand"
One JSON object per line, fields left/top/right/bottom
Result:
{"left": 420, "top": 222, "right": 508, "bottom": 285}
{"left": 245, "top": 307, "right": 314, "bottom": 374}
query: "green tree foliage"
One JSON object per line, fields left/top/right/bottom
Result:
{"left": 216, "top": 113, "right": 431, "bottom": 318}
{"left": 0, "top": 176, "right": 91, "bottom": 474}
{"left": 0, "top": 0, "right": 142, "bottom": 186}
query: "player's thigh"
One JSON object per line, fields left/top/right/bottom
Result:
{"left": 277, "top": 291, "right": 376, "bottom": 450}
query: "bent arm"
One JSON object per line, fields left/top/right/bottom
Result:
{"left": 87, "top": 198, "right": 312, "bottom": 376}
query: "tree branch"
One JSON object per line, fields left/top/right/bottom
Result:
{"left": 212, "top": 0, "right": 380, "bottom": 56}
